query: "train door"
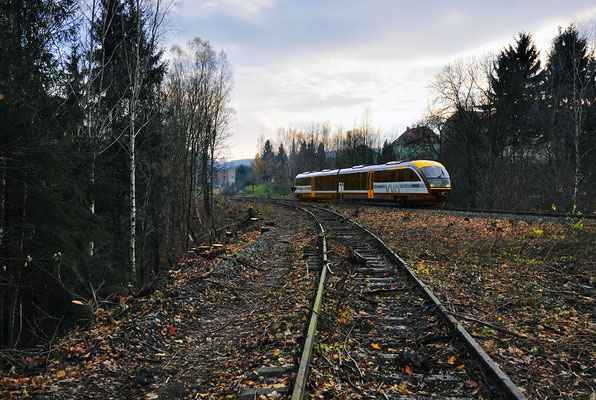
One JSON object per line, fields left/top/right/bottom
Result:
{"left": 311, "top": 177, "right": 315, "bottom": 198}
{"left": 367, "top": 171, "right": 374, "bottom": 199}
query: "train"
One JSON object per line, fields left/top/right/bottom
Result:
{"left": 293, "top": 160, "right": 451, "bottom": 208}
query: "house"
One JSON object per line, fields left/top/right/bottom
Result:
{"left": 392, "top": 126, "right": 440, "bottom": 160}
{"left": 215, "top": 167, "right": 235, "bottom": 187}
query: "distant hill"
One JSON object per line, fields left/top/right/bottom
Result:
{"left": 214, "top": 159, "right": 252, "bottom": 169}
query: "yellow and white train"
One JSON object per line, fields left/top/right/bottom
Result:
{"left": 293, "top": 160, "right": 451, "bottom": 208}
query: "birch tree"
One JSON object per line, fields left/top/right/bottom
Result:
{"left": 123, "top": 0, "right": 168, "bottom": 287}
{"left": 544, "top": 25, "right": 595, "bottom": 211}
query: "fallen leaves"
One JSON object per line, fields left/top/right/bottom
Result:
{"left": 347, "top": 207, "right": 596, "bottom": 399}
{"left": 0, "top": 204, "right": 316, "bottom": 399}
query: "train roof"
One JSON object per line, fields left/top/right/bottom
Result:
{"left": 338, "top": 162, "right": 411, "bottom": 175}
{"left": 295, "top": 160, "right": 446, "bottom": 179}
{"left": 410, "top": 160, "right": 445, "bottom": 169}
{"left": 295, "top": 169, "right": 340, "bottom": 179}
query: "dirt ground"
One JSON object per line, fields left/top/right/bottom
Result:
{"left": 2, "top": 203, "right": 594, "bottom": 399}
{"left": 338, "top": 206, "right": 595, "bottom": 400}
{"left": 0, "top": 202, "right": 317, "bottom": 399}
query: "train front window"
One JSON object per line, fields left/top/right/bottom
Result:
{"left": 421, "top": 166, "right": 451, "bottom": 188}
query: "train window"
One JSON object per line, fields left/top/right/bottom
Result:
{"left": 343, "top": 173, "right": 361, "bottom": 190}
{"left": 343, "top": 173, "right": 353, "bottom": 189}
{"left": 319, "top": 175, "right": 337, "bottom": 190}
{"left": 375, "top": 170, "right": 392, "bottom": 182}
{"left": 421, "top": 166, "right": 449, "bottom": 179}
{"left": 408, "top": 170, "right": 421, "bottom": 181}
{"left": 320, "top": 176, "right": 326, "bottom": 190}
{"left": 397, "top": 169, "right": 420, "bottom": 181}
{"left": 295, "top": 177, "right": 309, "bottom": 186}
{"left": 397, "top": 170, "right": 406, "bottom": 181}
{"left": 421, "top": 166, "right": 451, "bottom": 188}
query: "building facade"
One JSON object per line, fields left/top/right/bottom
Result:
{"left": 392, "top": 126, "right": 440, "bottom": 160}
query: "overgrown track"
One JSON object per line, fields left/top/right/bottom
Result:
{"left": 231, "top": 199, "right": 526, "bottom": 398}
{"left": 235, "top": 201, "right": 327, "bottom": 400}
{"left": 297, "top": 203, "right": 527, "bottom": 399}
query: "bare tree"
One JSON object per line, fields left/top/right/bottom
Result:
{"left": 428, "top": 57, "right": 491, "bottom": 208}
{"left": 163, "top": 38, "right": 233, "bottom": 245}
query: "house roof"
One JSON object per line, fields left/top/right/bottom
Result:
{"left": 392, "top": 126, "right": 439, "bottom": 146}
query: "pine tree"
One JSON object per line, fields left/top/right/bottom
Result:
{"left": 379, "top": 140, "right": 396, "bottom": 163}
{"left": 274, "top": 144, "right": 290, "bottom": 194}
{"left": 276, "top": 144, "right": 289, "bottom": 175}
{"left": 0, "top": 0, "right": 101, "bottom": 347}
{"left": 261, "top": 140, "right": 276, "bottom": 182}
{"left": 490, "top": 33, "right": 542, "bottom": 160}
{"left": 316, "top": 142, "right": 326, "bottom": 170}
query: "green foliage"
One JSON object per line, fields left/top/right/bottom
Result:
{"left": 532, "top": 228, "right": 544, "bottom": 238}
{"left": 244, "top": 184, "right": 269, "bottom": 196}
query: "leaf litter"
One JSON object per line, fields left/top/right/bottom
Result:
{"left": 340, "top": 207, "right": 595, "bottom": 400}
{"left": 0, "top": 203, "right": 318, "bottom": 399}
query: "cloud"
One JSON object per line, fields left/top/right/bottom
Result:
{"left": 228, "top": 54, "right": 431, "bottom": 158}
{"left": 170, "top": 0, "right": 596, "bottom": 159}
{"left": 176, "top": 0, "right": 276, "bottom": 21}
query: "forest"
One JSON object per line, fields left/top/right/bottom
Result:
{"left": 1, "top": 0, "right": 594, "bottom": 350}
{"left": 249, "top": 29, "right": 595, "bottom": 214}
{"left": 0, "top": 0, "right": 232, "bottom": 348}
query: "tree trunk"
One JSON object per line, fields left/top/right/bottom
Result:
{"left": 186, "top": 141, "right": 197, "bottom": 250}
{"left": 0, "top": 157, "right": 6, "bottom": 346}
{"left": 129, "top": 105, "right": 137, "bottom": 286}
{"left": 572, "top": 82, "right": 582, "bottom": 212}
{"left": 201, "top": 150, "right": 210, "bottom": 219}
{"left": 8, "top": 175, "right": 27, "bottom": 346}
{"left": 89, "top": 153, "right": 96, "bottom": 256}
{"left": 209, "top": 145, "right": 215, "bottom": 230}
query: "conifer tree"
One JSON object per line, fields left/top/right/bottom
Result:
{"left": 379, "top": 140, "right": 396, "bottom": 163}
{"left": 490, "top": 33, "right": 542, "bottom": 160}
{"left": 0, "top": 0, "right": 99, "bottom": 346}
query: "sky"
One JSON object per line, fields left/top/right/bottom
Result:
{"left": 167, "top": 0, "right": 596, "bottom": 160}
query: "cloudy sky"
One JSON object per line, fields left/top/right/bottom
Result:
{"left": 168, "top": 0, "right": 596, "bottom": 160}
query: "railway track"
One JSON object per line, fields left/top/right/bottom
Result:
{"left": 232, "top": 196, "right": 595, "bottom": 220}
{"left": 232, "top": 199, "right": 526, "bottom": 399}
{"left": 359, "top": 201, "right": 596, "bottom": 220}
{"left": 234, "top": 202, "right": 327, "bottom": 400}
